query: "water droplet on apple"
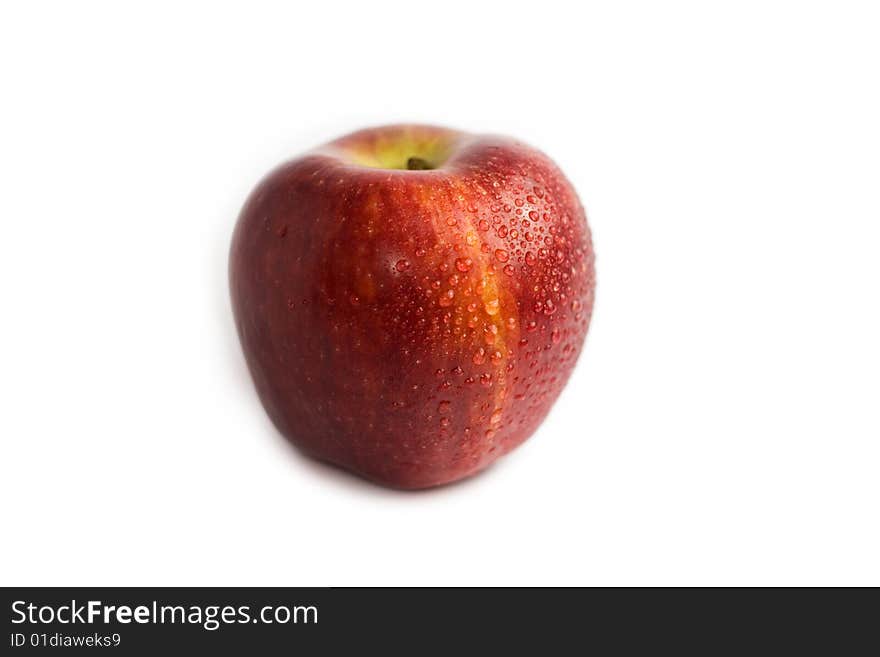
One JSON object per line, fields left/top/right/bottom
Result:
{"left": 494, "top": 249, "right": 509, "bottom": 262}
{"left": 438, "top": 400, "right": 451, "bottom": 414}
{"left": 490, "top": 409, "right": 503, "bottom": 425}
{"left": 484, "top": 299, "right": 500, "bottom": 316}
{"left": 395, "top": 259, "right": 410, "bottom": 272}
{"left": 473, "top": 347, "right": 486, "bottom": 364}
{"left": 438, "top": 289, "right": 455, "bottom": 307}
{"left": 455, "top": 257, "right": 472, "bottom": 272}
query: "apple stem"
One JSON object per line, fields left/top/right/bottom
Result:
{"left": 406, "top": 157, "right": 431, "bottom": 170}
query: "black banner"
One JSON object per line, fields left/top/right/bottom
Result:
{"left": 1, "top": 588, "right": 874, "bottom": 653}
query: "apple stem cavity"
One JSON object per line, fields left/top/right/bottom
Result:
{"left": 406, "top": 156, "right": 432, "bottom": 171}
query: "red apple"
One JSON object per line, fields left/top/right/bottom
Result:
{"left": 229, "top": 125, "right": 595, "bottom": 489}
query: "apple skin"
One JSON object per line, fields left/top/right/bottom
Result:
{"left": 230, "top": 125, "right": 595, "bottom": 489}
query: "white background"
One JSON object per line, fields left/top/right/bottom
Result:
{"left": 2, "top": 1, "right": 878, "bottom": 586}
